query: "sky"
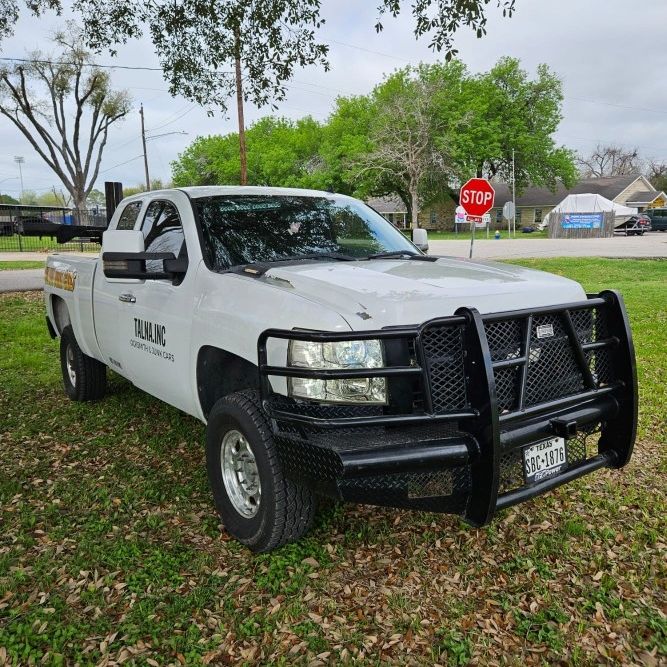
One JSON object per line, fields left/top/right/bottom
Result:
{"left": 1, "top": 0, "right": 666, "bottom": 200}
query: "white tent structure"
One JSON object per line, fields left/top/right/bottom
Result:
{"left": 540, "top": 193, "right": 637, "bottom": 229}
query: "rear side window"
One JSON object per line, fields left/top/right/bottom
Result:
{"left": 141, "top": 201, "right": 186, "bottom": 273}
{"left": 116, "top": 201, "right": 143, "bottom": 230}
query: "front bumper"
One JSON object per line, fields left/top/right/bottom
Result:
{"left": 258, "top": 291, "right": 637, "bottom": 526}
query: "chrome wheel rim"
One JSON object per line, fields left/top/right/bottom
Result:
{"left": 220, "top": 429, "right": 261, "bottom": 518}
{"left": 66, "top": 345, "right": 76, "bottom": 386}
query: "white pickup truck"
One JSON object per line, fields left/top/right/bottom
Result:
{"left": 44, "top": 186, "right": 637, "bottom": 552}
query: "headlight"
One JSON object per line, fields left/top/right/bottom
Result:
{"left": 287, "top": 339, "right": 387, "bottom": 404}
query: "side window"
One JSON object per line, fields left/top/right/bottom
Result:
{"left": 116, "top": 201, "right": 143, "bottom": 230}
{"left": 141, "top": 201, "right": 186, "bottom": 275}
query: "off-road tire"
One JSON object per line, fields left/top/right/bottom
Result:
{"left": 59, "top": 325, "right": 107, "bottom": 401}
{"left": 206, "top": 390, "right": 316, "bottom": 552}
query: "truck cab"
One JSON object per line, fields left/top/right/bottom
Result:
{"left": 44, "top": 186, "right": 638, "bottom": 552}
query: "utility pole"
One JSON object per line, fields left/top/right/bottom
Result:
{"left": 140, "top": 104, "right": 151, "bottom": 191}
{"left": 234, "top": 28, "right": 248, "bottom": 186}
{"left": 512, "top": 149, "right": 516, "bottom": 238}
{"left": 14, "top": 156, "right": 25, "bottom": 201}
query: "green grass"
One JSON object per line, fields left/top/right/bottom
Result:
{"left": 401, "top": 227, "right": 548, "bottom": 240}
{"left": 0, "top": 259, "right": 665, "bottom": 665}
{"left": 0, "top": 261, "right": 45, "bottom": 270}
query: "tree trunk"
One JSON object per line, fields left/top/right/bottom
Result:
{"left": 234, "top": 30, "right": 248, "bottom": 186}
{"left": 72, "top": 180, "right": 87, "bottom": 224}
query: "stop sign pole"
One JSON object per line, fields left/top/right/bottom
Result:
{"left": 459, "top": 178, "right": 496, "bottom": 258}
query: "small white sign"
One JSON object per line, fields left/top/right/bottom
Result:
{"left": 536, "top": 324, "right": 555, "bottom": 339}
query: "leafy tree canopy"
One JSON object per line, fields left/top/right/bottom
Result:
{"left": 172, "top": 116, "right": 326, "bottom": 188}
{"left": 172, "top": 56, "right": 574, "bottom": 226}
{"left": 0, "top": 1, "right": 518, "bottom": 114}
{"left": 438, "top": 57, "right": 577, "bottom": 190}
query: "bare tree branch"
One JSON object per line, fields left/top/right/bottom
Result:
{"left": 0, "top": 24, "right": 130, "bottom": 210}
{"left": 577, "top": 144, "right": 641, "bottom": 178}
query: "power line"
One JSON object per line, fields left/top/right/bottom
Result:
{"left": 567, "top": 96, "right": 667, "bottom": 117}
{"left": 146, "top": 104, "right": 198, "bottom": 132}
{"left": 331, "top": 39, "right": 411, "bottom": 63}
{"left": 0, "top": 56, "right": 164, "bottom": 72}
{"left": 99, "top": 155, "right": 145, "bottom": 174}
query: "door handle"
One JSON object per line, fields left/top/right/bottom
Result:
{"left": 119, "top": 293, "right": 136, "bottom": 303}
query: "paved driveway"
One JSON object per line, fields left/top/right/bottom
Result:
{"left": 0, "top": 269, "right": 44, "bottom": 293}
{"left": 429, "top": 232, "right": 667, "bottom": 259}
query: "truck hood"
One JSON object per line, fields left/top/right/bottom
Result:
{"left": 260, "top": 257, "right": 587, "bottom": 329}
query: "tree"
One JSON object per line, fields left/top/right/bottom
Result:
{"left": 122, "top": 178, "right": 168, "bottom": 197}
{"left": 36, "top": 189, "right": 70, "bottom": 206}
{"left": 373, "top": 0, "right": 517, "bottom": 56}
{"left": 644, "top": 159, "right": 667, "bottom": 193}
{"left": 86, "top": 188, "right": 105, "bottom": 206}
{"left": 1, "top": 1, "right": 520, "bottom": 185}
{"left": 439, "top": 58, "right": 576, "bottom": 190}
{"left": 0, "top": 193, "right": 20, "bottom": 204}
{"left": 1, "top": 1, "right": 518, "bottom": 64}
{"left": 36, "top": 1, "right": 329, "bottom": 187}
{"left": 345, "top": 70, "right": 455, "bottom": 228}
{"left": 577, "top": 144, "right": 641, "bottom": 178}
{"left": 172, "top": 116, "right": 325, "bottom": 189}
{"left": 19, "top": 189, "right": 37, "bottom": 205}
{"left": 0, "top": 28, "right": 130, "bottom": 212}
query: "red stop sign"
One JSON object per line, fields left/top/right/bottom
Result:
{"left": 459, "top": 178, "right": 495, "bottom": 217}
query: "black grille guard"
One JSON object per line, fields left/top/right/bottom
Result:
{"left": 257, "top": 290, "right": 638, "bottom": 526}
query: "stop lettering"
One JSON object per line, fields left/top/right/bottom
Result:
{"left": 459, "top": 178, "right": 496, "bottom": 218}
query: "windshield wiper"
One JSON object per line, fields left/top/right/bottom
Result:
{"left": 366, "top": 250, "right": 434, "bottom": 261}
{"left": 234, "top": 252, "right": 357, "bottom": 274}
{"left": 285, "top": 252, "right": 357, "bottom": 262}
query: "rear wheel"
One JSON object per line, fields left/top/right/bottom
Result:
{"left": 206, "top": 390, "right": 316, "bottom": 552}
{"left": 59, "top": 325, "right": 107, "bottom": 401}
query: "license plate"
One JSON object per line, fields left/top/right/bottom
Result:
{"left": 523, "top": 437, "right": 567, "bottom": 484}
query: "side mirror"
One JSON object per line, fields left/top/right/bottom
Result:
{"left": 412, "top": 228, "right": 429, "bottom": 253}
{"left": 102, "top": 229, "right": 145, "bottom": 254}
{"left": 102, "top": 251, "right": 188, "bottom": 282}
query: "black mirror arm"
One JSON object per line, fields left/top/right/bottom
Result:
{"left": 163, "top": 256, "right": 188, "bottom": 275}
{"left": 102, "top": 251, "right": 176, "bottom": 280}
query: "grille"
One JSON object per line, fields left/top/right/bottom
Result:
{"left": 421, "top": 324, "right": 467, "bottom": 413}
{"left": 524, "top": 314, "right": 584, "bottom": 405}
{"left": 498, "top": 423, "right": 601, "bottom": 493}
{"left": 484, "top": 306, "right": 615, "bottom": 414}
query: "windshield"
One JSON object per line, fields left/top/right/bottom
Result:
{"left": 194, "top": 195, "right": 418, "bottom": 270}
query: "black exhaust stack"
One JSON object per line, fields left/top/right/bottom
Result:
{"left": 104, "top": 182, "right": 124, "bottom": 225}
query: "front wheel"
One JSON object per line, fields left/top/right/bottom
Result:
{"left": 205, "top": 390, "right": 316, "bottom": 552}
{"left": 59, "top": 325, "right": 107, "bottom": 401}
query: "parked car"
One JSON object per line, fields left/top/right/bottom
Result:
{"left": 614, "top": 214, "right": 651, "bottom": 236}
{"left": 643, "top": 208, "right": 667, "bottom": 232}
{"left": 44, "top": 186, "right": 638, "bottom": 552}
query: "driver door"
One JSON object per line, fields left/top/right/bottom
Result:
{"left": 121, "top": 196, "right": 195, "bottom": 412}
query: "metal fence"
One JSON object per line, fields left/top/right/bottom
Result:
{"left": 0, "top": 204, "right": 104, "bottom": 253}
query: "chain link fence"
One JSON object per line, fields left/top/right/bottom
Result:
{"left": 0, "top": 204, "right": 104, "bottom": 253}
